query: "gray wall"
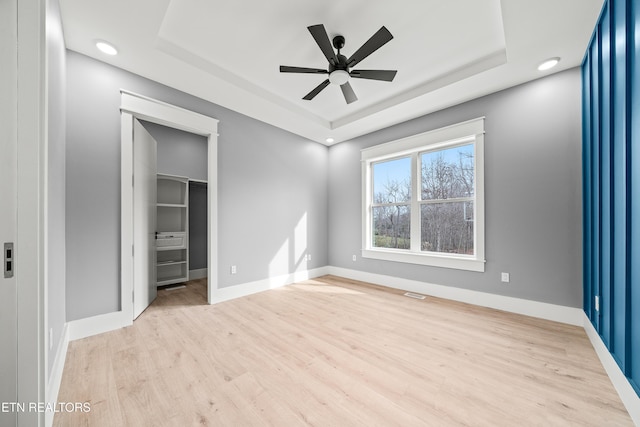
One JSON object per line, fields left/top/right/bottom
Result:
{"left": 46, "top": 0, "right": 66, "bottom": 375}
{"left": 65, "top": 51, "right": 328, "bottom": 320}
{"left": 328, "top": 68, "right": 583, "bottom": 308}
{"left": 142, "top": 121, "right": 208, "bottom": 181}
{"left": 66, "top": 50, "right": 581, "bottom": 321}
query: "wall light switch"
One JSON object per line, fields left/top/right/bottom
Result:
{"left": 501, "top": 272, "right": 510, "bottom": 283}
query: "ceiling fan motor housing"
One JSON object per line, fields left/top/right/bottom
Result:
{"left": 329, "top": 54, "right": 349, "bottom": 73}
{"left": 330, "top": 35, "right": 349, "bottom": 73}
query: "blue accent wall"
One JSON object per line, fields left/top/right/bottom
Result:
{"left": 582, "top": 0, "right": 639, "bottom": 396}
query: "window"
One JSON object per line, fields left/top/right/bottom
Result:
{"left": 362, "top": 118, "right": 485, "bottom": 272}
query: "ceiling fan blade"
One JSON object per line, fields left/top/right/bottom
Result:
{"left": 303, "top": 79, "right": 330, "bottom": 100}
{"left": 346, "top": 26, "right": 393, "bottom": 68}
{"left": 280, "top": 66, "right": 328, "bottom": 74}
{"left": 350, "top": 69, "right": 397, "bottom": 82}
{"left": 308, "top": 24, "right": 339, "bottom": 66}
{"left": 340, "top": 82, "right": 358, "bottom": 104}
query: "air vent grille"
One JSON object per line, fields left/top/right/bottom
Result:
{"left": 404, "top": 292, "right": 426, "bottom": 300}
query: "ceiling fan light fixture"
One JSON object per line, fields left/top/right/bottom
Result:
{"left": 538, "top": 57, "right": 560, "bottom": 71}
{"left": 329, "top": 70, "right": 350, "bottom": 85}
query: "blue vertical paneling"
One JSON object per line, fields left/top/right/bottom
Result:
{"left": 583, "top": 0, "right": 639, "bottom": 397}
{"left": 583, "top": 55, "right": 593, "bottom": 318}
{"left": 599, "top": 5, "right": 612, "bottom": 347}
{"left": 590, "top": 31, "right": 601, "bottom": 331}
{"left": 629, "top": 0, "right": 640, "bottom": 394}
{"left": 611, "top": 0, "right": 628, "bottom": 371}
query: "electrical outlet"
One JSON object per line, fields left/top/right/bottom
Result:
{"left": 352, "top": 254, "right": 357, "bottom": 262}
{"left": 501, "top": 272, "right": 510, "bottom": 283}
{"left": 307, "top": 253, "right": 311, "bottom": 261}
{"left": 230, "top": 265, "right": 237, "bottom": 274}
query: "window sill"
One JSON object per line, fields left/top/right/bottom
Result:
{"left": 362, "top": 248, "right": 485, "bottom": 272}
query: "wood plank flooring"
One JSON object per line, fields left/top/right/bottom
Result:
{"left": 54, "top": 276, "right": 632, "bottom": 426}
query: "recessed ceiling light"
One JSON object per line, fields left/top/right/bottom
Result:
{"left": 325, "top": 137, "right": 335, "bottom": 144}
{"left": 538, "top": 57, "right": 560, "bottom": 71}
{"left": 96, "top": 41, "right": 118, "bottom": 56}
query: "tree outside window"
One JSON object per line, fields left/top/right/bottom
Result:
{"left": 420, "top": 144, "right": 474, "bottom": 255}
{"left": 372, "top": 157, "right": 411, "bottom": 249}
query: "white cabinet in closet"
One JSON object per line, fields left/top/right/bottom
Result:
{"left": 156, "top": 174, "right": 189, "bottom": 286}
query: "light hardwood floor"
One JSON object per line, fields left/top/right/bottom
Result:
{"left": 54, "top": 276, "right": 632, "bottom": 426}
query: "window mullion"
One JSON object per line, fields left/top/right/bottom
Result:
{"left": 371, "top": 202, "right": 411, "bottom": 208}
{"left": 410, "top": 152, "right": 420, "bottom": 252}
{"left": 419, "top": 196, "right": 474, "bottom": 205}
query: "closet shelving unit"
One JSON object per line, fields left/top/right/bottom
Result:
{"left": 156, "top": 174, "right": 189, "bottom": 287}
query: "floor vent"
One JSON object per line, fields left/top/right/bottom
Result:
{"left": 404, "top": 292, "right": 426, "bottom": 300}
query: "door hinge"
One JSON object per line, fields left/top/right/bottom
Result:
{"left": 132, "top": 245, "right": 134, "bottom": 256}
{"left": 4, "top": 242, "right": 14, "bottom": 278}
{"left": 132, "top": 290, "right": 134, "bottom": 302}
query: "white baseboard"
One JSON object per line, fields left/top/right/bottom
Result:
{"left": 327, "top": 266, "right": 584, "bottom": 326}
{"left": 189, "top": 268, "right": 207, "bottom": 280}
{"left": 67, "top": 310, "right": 132, "bottom": 341}
{"left": 583, "top": 313, "right": 640, "bottom": 425}
{"left": 45, "top": 323, "right": 69, "bottom": 427}
{"left": 210, "top": 267, "right": 330, "bottom": 304}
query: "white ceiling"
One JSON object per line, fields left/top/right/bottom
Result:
{"left": 59, "top": 0, "right": 603, "bottom": 145}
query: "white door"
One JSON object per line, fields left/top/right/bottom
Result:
{"left": 133, "top": 119, "right": 158, "bottom": 319}
{"left": 0, "top": 0, "right": 18, "bottom": 424}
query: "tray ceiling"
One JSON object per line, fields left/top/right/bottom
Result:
{"left": 59, "top": 0, "right": 604, "bottom": 145}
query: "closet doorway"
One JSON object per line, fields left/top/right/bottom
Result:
{"left": 143, "top": 121, "right": 208, "bottom": 301}
{"left": 120, "top": 91, "right": 219, "bottom": 321}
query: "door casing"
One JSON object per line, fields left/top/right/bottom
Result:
{"left": 121, "top": 91, "right": 219, "bottom": 320}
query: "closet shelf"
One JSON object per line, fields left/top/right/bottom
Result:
{"left": 157, "top": 203, "right": 187, "bottom": 208}
{"left": 157, "top": 260, "right": 187, "bottom": 267}
{"left": 157, "top": 246, "right": 185, "bottom": 252}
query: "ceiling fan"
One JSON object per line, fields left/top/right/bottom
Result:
{"left": 280, "top": 24, "right": 397, "bottom": 104}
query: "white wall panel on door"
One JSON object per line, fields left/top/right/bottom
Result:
{"left": 133, "top": 119, "right": 158, "bottom": 319}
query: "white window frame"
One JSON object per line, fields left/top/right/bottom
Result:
{"left": 361, "top": 117, "right": 485, "bottom": 272}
